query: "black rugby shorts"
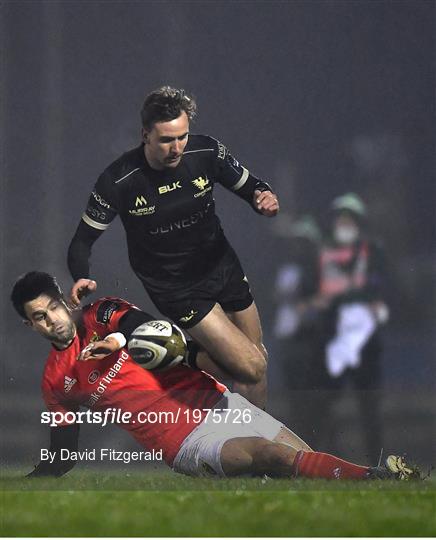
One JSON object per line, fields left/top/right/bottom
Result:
{"left": 148, "top": 249, "right": 254, "bottom": 329}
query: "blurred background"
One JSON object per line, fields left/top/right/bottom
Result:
{"left": 1, "top": 0, "right": 434, "bottom": 471}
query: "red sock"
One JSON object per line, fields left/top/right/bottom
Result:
{"left": 293, "top": 451, "right": 370, "bottom": 480}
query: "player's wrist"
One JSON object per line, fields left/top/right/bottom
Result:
{"left": 183, "top": 341, "right": 199, "bottom": 370}
{"left": 105, "top": 332, "right": 127, "bottom": 349}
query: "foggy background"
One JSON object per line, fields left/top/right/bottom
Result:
{"left": 1, "top": 0, "right": 434, "bottom": 470}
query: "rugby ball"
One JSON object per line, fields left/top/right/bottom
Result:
{"left": 127, "top": 320, "right": 187, "bottom": 371}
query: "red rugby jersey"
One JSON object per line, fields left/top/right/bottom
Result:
{"left": 41, "top": 297, "right": 226, "bottom": 465}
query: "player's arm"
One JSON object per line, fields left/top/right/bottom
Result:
{"left": 67, "top": 174, "right": 119, "bottom": 306}
{"left": 26, "top": 424, "right": 80, "bottom": 478}
{"left": 68, "top": 222, "right": 103, "bottom": 283}
{"left": 213, "top": 139, "right": 279, "bottom": 217}
{"left": 79, "top": 307, "right": 195, "bottom": 362}
{"left": 79, "top": 305, "right": 199, "bottom": 369}
{"left": 78, "top": 304, "right": 156, "bottom": 361}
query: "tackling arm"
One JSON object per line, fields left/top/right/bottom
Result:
{"left": 78, "top": 307, "right": 157, "bottom": 361}
{"left": 26, "top": 424, "right": 80, "bottom": 478}
{"left": 117, "top": 309, "right": 155, "bottom": 339}
{"left": 68, "top": 173, "right": 119, "bottom": 285}
{"left": 67, "top": 221, "right": 103, "bottom": 281}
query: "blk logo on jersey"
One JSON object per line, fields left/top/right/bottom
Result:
{"left": 158, "top": 181, "right": 182, "bottom": 194}
{"left": 64, "top": 376, "right": 77, "bottom": 393}
{"left": 192, "top": 176, "right": 212, "bottom": 198}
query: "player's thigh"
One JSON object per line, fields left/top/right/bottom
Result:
{"left": 187, "top": 303, "right": 263, "bottom": 366}
{"left": 226, "top": 302, "right": 266, "bottom": 356}
{"left": 226, "top": 302, "right": 268, "bottom": 407}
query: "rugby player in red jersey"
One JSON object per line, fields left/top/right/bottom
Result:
{"left": 11, "top": 272, "right": 420, "bottom": 481}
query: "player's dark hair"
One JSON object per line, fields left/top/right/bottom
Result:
{"left": 141, "top": 86, "right": 197, "bottom": 130}
{"left": 11, "top": 271, "right": 64, "bottom": 320}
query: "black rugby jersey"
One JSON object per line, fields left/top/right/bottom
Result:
{"left": 69, "top": 134, "right": 272, "bottom": 293}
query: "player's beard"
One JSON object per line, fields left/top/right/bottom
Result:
{"left": 50, "top": 321, "right": 76, "bottom": 348}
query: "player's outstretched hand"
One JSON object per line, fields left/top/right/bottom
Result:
{"left": 78, "top": 337, "right": 120, "bottom": 362}
{"left": 69, "top": 278, "right": 97, "bottom": 308}
{"left": 254, "top": 189, "right": 279, "bottom": 217}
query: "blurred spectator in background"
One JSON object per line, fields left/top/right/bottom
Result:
{"left": 272, "top": 215, "right": 320, "bottom": 398}
{"left": 273, "top": 193, "right": 390, "bottom": 462}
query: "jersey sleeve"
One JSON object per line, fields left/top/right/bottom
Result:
{"left": 87, "top": 297, "right": 141, "bottom": 334}
{"left": 209, "top": 137, "right": 273, "bottom": 208}
{"left": 81, "top": 171, "right": 119, "bottom": 232}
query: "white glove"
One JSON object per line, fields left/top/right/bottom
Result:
{"left": 326, "top": 303, "right": 376, "bottom": 377}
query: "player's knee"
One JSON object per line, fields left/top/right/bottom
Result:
{"left": 243, "top": 350, "right": 266, "bottom": 383}
{"left": 254, "top": 343, "right": 268, "bottom": 378}
{"left": 254, "top": 354, "right": 267, "bottom": 381}
{"left": 260, "top": 343, "right": 268, "bottom": 365}
{"left": 220, "top": 445, "right": 254, "bottom": 476}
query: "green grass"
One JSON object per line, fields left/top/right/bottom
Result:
{"left": 1, "top": 470, "right": 435, "bottom": 537}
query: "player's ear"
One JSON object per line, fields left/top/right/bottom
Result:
{"left": 142, "top": 128, "right": 149, "bottom": 143}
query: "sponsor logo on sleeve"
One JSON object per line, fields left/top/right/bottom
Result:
{"left": 86, "top": 206, "right": 108, "bottom": 222}
{"left": 96, "top": 301, "right": 120, "bottom": 324}
{"left": 92, "top": 191, "right": 111, "bottom": 209}
{"left": 217, "top": 142, "right": 227, "bottom": 160}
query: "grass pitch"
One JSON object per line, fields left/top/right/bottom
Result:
{"left": 1, "top": 469, "right": 435, "bottom": 537}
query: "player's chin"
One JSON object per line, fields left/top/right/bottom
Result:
{"left": 165, "top": 157, "right": 182, "bottom": 167}
{"left": 55, "top": 327, "right": 75, "bottom": 342}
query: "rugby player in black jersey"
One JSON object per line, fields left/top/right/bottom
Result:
{"left": 68, "top": 86, "right": 279, "bottom": 408}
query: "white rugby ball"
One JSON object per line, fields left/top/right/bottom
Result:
{"left": 128, "top": 320, "right": 187, "bottom": 371}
